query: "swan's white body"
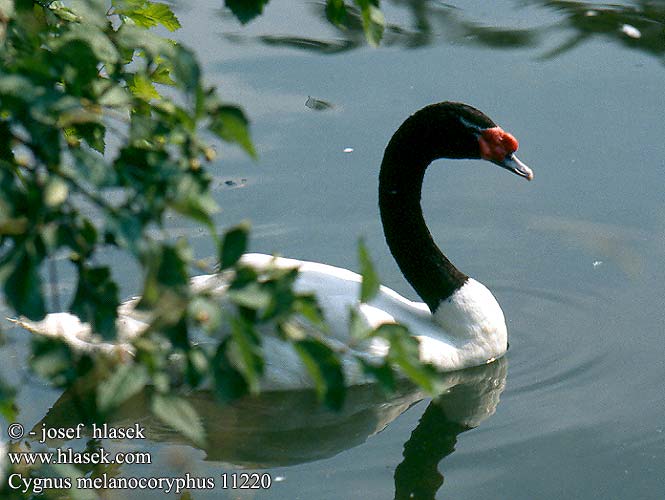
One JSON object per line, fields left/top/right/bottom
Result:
{"left": 227, "top": 254, "right": 506, "bottom": 388}
{"left": 16, "top": 253, "right": 508, "bottom": 390}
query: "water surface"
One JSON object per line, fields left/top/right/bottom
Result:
{"left": 3, "top": 1, "right": 664, "bottom": 498}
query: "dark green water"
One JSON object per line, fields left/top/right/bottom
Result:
{"left": 3, "top": 1, "right": 664, "bottom": 498}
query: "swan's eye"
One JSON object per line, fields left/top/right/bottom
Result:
{"left": 478, "top": 127, "right": 519, "bottom": 162}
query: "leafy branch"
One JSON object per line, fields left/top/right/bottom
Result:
{"left": 0, "top": 3, "right": 443, "bottom": 490}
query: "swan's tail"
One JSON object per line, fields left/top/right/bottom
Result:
{"left": 7, "top": 313, "right": 133, "bottom": 356}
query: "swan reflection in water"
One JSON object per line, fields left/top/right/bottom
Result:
{"left": 33, "top": 357, "right": 506, "bottom": 498}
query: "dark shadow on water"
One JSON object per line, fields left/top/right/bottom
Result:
{"left": 29, "top": 358, "right": 506, "bottom": 497}
{"left": 220, "top": 0, "right": 665, "bottom": 66}
{"left": 538, "top": 1, "right": 665, "bottom": 61}
{"left": 394, "top": 403, "right": 469, "bottom": 500}
{"left": 34, "top": 377, "right": 425, "bottom": 467}
{"left": 394, "top": 359, "right": 507, "bottom": 499}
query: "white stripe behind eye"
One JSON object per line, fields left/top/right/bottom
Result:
{"left": 458, "top": 116, "right": 485, "bottom": 133}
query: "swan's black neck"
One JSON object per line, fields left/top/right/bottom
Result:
{"left": 379, "top": 103, "right": 494, "bottom": 312}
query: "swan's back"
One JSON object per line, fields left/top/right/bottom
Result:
{"left": 240, "top": 254, "right": 503, "bottom": 373}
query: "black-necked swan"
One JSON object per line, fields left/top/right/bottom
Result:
{"left": 16, "top": 102, "right": 533, "bottom": 389}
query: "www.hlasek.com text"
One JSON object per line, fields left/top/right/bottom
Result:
{"left": 8, "top": 446, "right": 151, "bottom": 466}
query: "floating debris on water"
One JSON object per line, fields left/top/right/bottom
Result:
{"left": 592, "top": 260, "right": 603, "bottom": 268}
{"left": 222, "top": 178, "right": 247, "bottom": 188}
{"left": 305, "top": 96, "right": 334, "bottom": 111}
{"left": 621, "top": 24, "right": 641, "bottom": 39}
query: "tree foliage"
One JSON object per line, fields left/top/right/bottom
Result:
{"left": 0, "top": 3, "right": 441, "bottom": 485}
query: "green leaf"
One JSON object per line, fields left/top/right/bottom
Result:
{"left": 228, "top": 316, "right": 264, "bottom": 394}
{"left": 377, "top": 324, "right": 440, "bottom": 393}
{"left": 277, "top": 318, "right": 306, "bottom": 341}
{"left": 104, "top": 208, "right": 143, "bottom": 255}
{"left": 29, "top": 338, "right": 90, "bottom": 388}
{"left": 359, "top": 358, "right": 396, "bottom": 393}
{"left": 0, "top": 216, "right": 28, "bottom": 236}
{"left": 68, "top": 122, "right": 106, "bottom": 153}
{"left": 122, "top": 3, "right": 181, "bottom": 31}
{"left": 139, "top": 243, "right": 190, "bottom": 308}
{"left": 114, "top": 24, "right": 177, "bottom": 64}
{"left": 185, "top": 346, "right": 209, "bottom": 388}
{"left": 294, "top": 294, "right": 326, "bottom": 328}
{"left": 48, "top": 2, "right": 81, "bottom": 22}
{"left": 0, "top": 376, "right": 18, "bottom": 421}
{"left": 349, "top": 306, "right": 371, "bottom": 341}
{"left": 354, "top": 0, "right": 385, "bottom": 47}
{"left": 171, "top": 45, "right": 200, "bottom": 93}
{"left": 0, "top": 75, "right": 41, "bottom": 102}
{"left": 171, "top": 174, "right": 218, "bottom": 226}
{"left": 358, "top": 239, "right": 379, "bottom": 303}
{"left": 225, "top": 0, "right": 270, "bottom": 24}
{"left": 97, "top": 363, "right": 148, "bottom": 412}
{"left": 294, "top": 339, "right": 345, "bottom": 410}
{"left": 209, "top": 105, "right": 256, "bottom": 158}
{"left": 53, "top": 40, "right": 100, "bottom": 92}
{"left": 212, "top": 339, "right": 249, "bottom": 402}
{"left": 260, "top": 273, "right": 298, "bottom": 321}
{"left": 129, "top": 73, "right": 160, "bottom": 100}
{"left": 151, "top": 63, "right": 176, "bottom": 85}
{"left": 56, "top": 0, "right": 107, "bottom": 27}
{"left": 219, "top": 222, "right": 249, "bottom": 269}
{"left": 70, "top": 265, "right": 120, "bottom": 340}
{"left": 2, "top": 247, "right": 46, "bottom": 320}
{"left": 55, "top": 216, "right": 98, "bottom": 259}
{"left": 151, "top": 393, "right": 205, "bottom": 447}
{"left": 51, "top": 24, "right": 120, "bottom": 64}
{"left": 227, "top": 283, "right": 272, "bottom": 310}
{"left": 326, "top": 0, "right": 347, "bottom": 26}
{"left": 98, "top": 84, "right": 131, "bottom": 107}
{"left": 30, "top": 340, "right": 70, "bottom": 383}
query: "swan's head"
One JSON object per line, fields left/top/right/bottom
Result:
{"left": 457, "top": 103, "right": 533, "bottom": 181}
{"left": 407, "top": 102, "right": 534, "bottom": 181}
{"left": 477, "top": 126, "right": 533, "bottom": 181}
